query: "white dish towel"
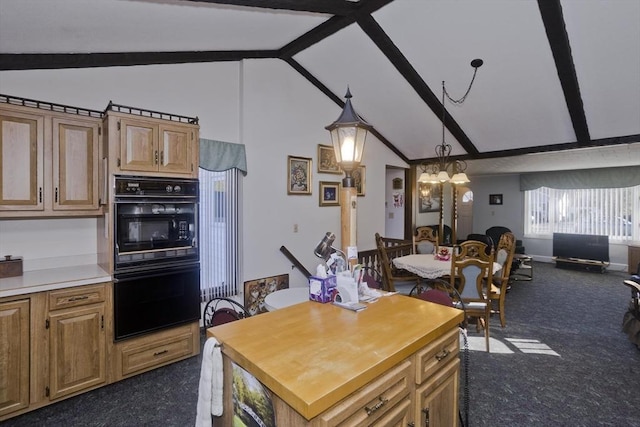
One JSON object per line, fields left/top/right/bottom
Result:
{"left": 195, "top": 337, "right": 224, "bottom": 427}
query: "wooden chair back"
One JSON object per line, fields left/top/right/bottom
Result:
{"left": 490, "top": 231, "right": 517, "bottom": 327}
{"left": 458, "top": 240, "right": 493, "bottom": 262}
{"left": 413, "top": 226, "right": 439, "bottom": 254}
{"left": 450, "top": 254, "right": 493, "bottom": 351}
{"left": 374, "top": 232, "right": 420, "bottom": 292}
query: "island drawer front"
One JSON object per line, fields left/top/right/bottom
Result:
{"left": 415, "top": 327, "right": 459, "bottom": 384}
{"left": 370, "top": 398, "right": 411, "bottom": 427}
{"left": 48, "top": 283, "right": 107, "bottom": 310}
{"left": 318, "top": 359, "right": 412, "bottom": 427}
{"left": 119, "top": 329, "right": 195, "bottom": 378}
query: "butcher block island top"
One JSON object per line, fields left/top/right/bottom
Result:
{"left": 206, "top": 294, "right": 463, "bottom": 421}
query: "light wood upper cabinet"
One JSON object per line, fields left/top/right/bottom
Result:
{"left": 0, "top": 110, "right": 44, "bottom": 211}
{"left": 0, "top": 299, "right": 30, "bottom": 418}
{"left": 0, "top": 103, "right": 103, "bottom": 217}
{"left": 114, "top": 115, "right": 197, "bottom": 177}
{"left": 52, "top": 117, "right": 100, "bottom": 210}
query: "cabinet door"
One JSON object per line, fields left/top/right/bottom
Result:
{"left": 52, "top": 117, "right": 100, "bottom": 210}
{"left": 0, "top": 111, "right": 44, "bottom": 211}
{"left": 0, "top": 299, "right": 30, "bottom": 417}
{"left": 159, "top": 124, "right": 192, "bottom": 174}
{"left": 49, "top": 305, "right": 106, "bottom": 400}
{"left": 415, "top": 359, "right": 459, "bottom": 427}
{"left": 119, "top": 118, "right": 158, "bottom": 172}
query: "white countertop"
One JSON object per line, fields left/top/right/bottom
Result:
{"left": 0, "top": 264, "right": 111, "bottom": 298}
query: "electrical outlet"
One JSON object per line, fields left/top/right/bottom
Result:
{"left": 293, "top": 224, "right": 299, "bottom": 233}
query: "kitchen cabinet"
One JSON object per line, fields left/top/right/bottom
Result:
{"left": 208, "top": 295, "right": 463, "bottom": 426}
{"left": 105, "top": 111, "right": 199, "bottom": 178}
{"left": 111, "top": 321, "right": 200, "bottom": 381}
{"left": 47, "top": 284, "right": 107, "bottom": 400}
{"left": 0, "top": 102, "right": 103, "bottom": 218}
{"left": 0, "top": 283, "right": 109, "bottom": 421}
{"left": 0, "top": 298, "right": 30, "bottom": 418}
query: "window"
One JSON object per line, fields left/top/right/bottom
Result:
{"left": 525, "top": 186, "right": 639, "bottom": 241}
{"left": 199, "top": 168, "right": 242, "bottom": 300}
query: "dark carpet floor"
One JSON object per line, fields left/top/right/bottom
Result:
{"left": 4, "top": 262, "right": 639, "bottom": 426}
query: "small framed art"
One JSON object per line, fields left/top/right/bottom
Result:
{"left": 489, "top": 194, "right": 503, "bottom": 205}
{"left": 287, "top": 155, "right": 312, "bottom": 195}
{"left": 418, "top": 182, "right": 441, "bottom": 213}
{"left": 353, "top": 165, "right": 366, "bottom": 196}
{"left": 319, "top": 181, "right": 340, "bottom": 206}
{"left": 317, "top": 144, "right": 341, "bottom": 174}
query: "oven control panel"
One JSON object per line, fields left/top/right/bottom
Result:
{"left": 115, "top": 176, "right": 198, "bottom": 198}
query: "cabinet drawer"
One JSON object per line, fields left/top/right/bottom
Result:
{"left": 48, "top": 283, "right": 106, "bottom": 310}
{"left": 119, "top": 329, "right": 195, "bottom": 378}
{"left": 415, "top": 327, "right": 459, "bottom": 384}
{"left": 318, "top": 360, "right": 412, "bottom": 427}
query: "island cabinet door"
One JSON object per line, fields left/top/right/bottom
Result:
{"left": 414, "top": 358, "right": 459, "bottom": 427}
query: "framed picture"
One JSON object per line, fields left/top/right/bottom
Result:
{"left": 243, "top": 273, "right": 289, "bottom": 316}
{"left": 489, "top": 194, "right": 503, "bottom": 205}
{"left": 418, "top": 182, "right": 441, "bottom": 213}
{"left": 287, "top": 156, "right": 312, "bottom": 195}
{"left": 317, "top": 144, "right": 341, "bottom": 174}
{"left": 319, "top": 181, "right": 340, "bottom": 206}
{"left": 353, "top": 165, "right": 366, "bottom": 196}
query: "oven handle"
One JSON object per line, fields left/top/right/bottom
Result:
{"left": 113, "top": 263, "right": 200, "bottom": 282}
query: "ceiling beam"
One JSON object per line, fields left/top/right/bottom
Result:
{"left": 279, "top": 0, "right": 394, "bottom": 58}
{"left": 538, "top": 0, "right": 591, "bottom": 145}
{"left": 410, "top": 134, "right": 640, "bottom": 165}
{"left": 0, "top": 50, "right": 279, "bottom": 71}
{"left": 285, "top": 57, "right": 410, "bottom": 163}
{"left": 357, "top": 14, "right": 480, "bottom": 157}
{"left": 178, "top": 0, "right": 358, "bottom": 15}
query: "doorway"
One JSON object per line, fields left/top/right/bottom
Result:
{"left": 457, "top": 187, "right": 473, "bottom": 240}
{"left": 384, "top": 166, "right": 409, "bottom": 239}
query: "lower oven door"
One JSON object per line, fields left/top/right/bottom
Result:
{"left": 113, "top": 263, "right": 200, "bottom": 341}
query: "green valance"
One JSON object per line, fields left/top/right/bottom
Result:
{"left": 520, "top": 166, "right": 640, "bottom": 191}
{"left": 199, "top": 138, "right": 247, "bottom": 175}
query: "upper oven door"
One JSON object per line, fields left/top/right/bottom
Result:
{"left": 114, "top": 200, "right": 198, "bottom": 269}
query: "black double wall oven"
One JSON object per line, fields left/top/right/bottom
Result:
{"left": 113, "top": 176, "right": 200, "bottom": 341}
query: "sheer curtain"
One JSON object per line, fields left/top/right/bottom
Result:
{"left": 199, "top": 139, "right": 246, "bottom": 300}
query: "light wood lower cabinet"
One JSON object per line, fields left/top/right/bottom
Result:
{"left": 0, "top": 299, "right": 30, "bottom": 418}
{"left": 112, "top": 321, "right": 199, "bottom": 381}
{"left": 47, "top": 284, "right": 107, "bottom": 400}
{"left": 0, "top": 282, "right": 200, "bottom": 422}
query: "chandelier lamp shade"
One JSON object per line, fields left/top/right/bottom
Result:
{"left": 325, "top": 88, "right": 372, "bottom": 188}
{"left": 418, "top": 59, "right": 483, "bottom": 185}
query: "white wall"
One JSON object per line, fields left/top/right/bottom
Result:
{"left": 0, "top": 60, "right": 407, "bottom": 287}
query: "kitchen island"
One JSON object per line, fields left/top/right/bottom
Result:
{"left": 207, "top": 293, "right": 464, "bottom": 426}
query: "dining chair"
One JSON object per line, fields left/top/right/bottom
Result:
{"left": 413, "top": 226, "right": 439, "bottom": 254}
{"left": 489, "top": 232, "right": 516, "bottom": 327}
{"left": 203, "top": 297, "right": 250, "bottom": 327}
{"left": 374, "top": 232, "right": 422, "bottom": 293}
{"left": 464, "top": 234, "right": 495, "bottom": 257}
{"left": 450, "top": 252, "right": 494, "bottom": 352}
{"left": 458, "top": 239, "right": 494, "bottom": 262}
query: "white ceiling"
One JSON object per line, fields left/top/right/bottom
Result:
{"left": 1, "top": 0, "right": 639, "bottom": 175}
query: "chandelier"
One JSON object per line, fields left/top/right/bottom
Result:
{"left": 418, "top": 59, "right": 483, "bottom": 185}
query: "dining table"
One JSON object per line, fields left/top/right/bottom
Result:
{"left": 393, "top": 249, "right": 502, "bottom": 280}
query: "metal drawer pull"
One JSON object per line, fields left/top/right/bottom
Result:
{"left": 435, "top": 348, "right": 450, "bottom": 361}
{"left": 68, "top": 295, "right": 89, "bottom": 302}
{"left": 365, "top": 396, "right": 388, "bottom": 416}
{"left": 153, "top": 349, "right": 169, "bottom": 357}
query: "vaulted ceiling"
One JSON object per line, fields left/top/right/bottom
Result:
{"left": 1, "top": 0, "right": 639, "bottom": 175}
